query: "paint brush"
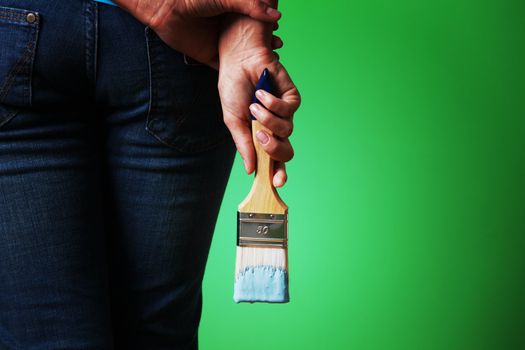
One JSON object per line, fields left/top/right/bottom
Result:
{"left": 233, "top": 68, "right": 289, "bottom": 303}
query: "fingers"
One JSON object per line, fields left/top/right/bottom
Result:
{"left": 273, "top": 161, "right": 287, "bottom": 187}
{"left": 255, "top": 129, "right": 294, "bottom": 163}
{"left": 223, "top": 114, "right": 256, "bottom": 174}
{"left": 249, "top": 72, "right": 298, "bottom": 168}
{"left": 254, "top": 89, "right": 297, "bottom": 118}
{"left": 224, "top": 0, "right": 281, "bottom": 22}
{"left": 271, "top": 35, "right": 283, "bottom": 50}
{"left": 249, "top": 103, "right": 292, "bottom": 138}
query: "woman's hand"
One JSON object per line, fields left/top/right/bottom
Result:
{"left": 113, "top": 0, "right": 281, "bottom": 68}
{"left": 218, "top": 14, "right": 300, "bottom": 187}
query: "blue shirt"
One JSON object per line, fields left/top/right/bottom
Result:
{"left": 93, "top": 0, "right": 117, "bottom": 6}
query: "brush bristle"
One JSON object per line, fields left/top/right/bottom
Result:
{"left": 235, "top": 246, "right": 287, "bottom": 276}
{"left": 233, "top": 246, "right": 289, "bottom": 303}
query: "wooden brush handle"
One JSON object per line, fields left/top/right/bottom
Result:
{"left": 252, "top": 120, "right": 274, "bottom": 189}
{"left": 238, "top": 120, "right": 287, "bottom": 214}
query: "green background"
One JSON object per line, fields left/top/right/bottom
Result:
{"left": 201, "top": 1, "right": 525, "bottom": 349}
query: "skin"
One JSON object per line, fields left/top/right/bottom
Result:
{"left": 112, "top": 0, "right": 300, "bottom": 187}
{"left": 218, "top": 12, "right": 300, "bottom": 187}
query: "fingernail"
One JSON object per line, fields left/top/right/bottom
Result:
{"left": 255, "top": 89, "right": 265, "bottom": 99}
{"left": 249, "top": 103, "right": 259, "bottom": 116}
{"left": 266, "top": 7, "right": 281, "bottom": 17}
{"left": 243, "top": 159, "right": 249, "bottom": 173}
{"left": 256, "top": 130, "right": 269, "bottom": 144}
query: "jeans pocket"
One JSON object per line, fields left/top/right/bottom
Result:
{"left": 144, "top": 26, "right": 231, "bottom": 154}
{"left": 0, "top": 6, "right": 39, "bottom": 128}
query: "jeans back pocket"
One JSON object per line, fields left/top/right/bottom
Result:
{"left": 0, "top": 6, "right": 39, "bottom": 128}
{"left": 144, "top": 27, "right": 231, "bottom": 154}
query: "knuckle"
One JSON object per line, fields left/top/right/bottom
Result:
{"left": 223, "top": 117, "right": 235, "bottom": 128}
{"left": 241, "top": 139, "right": 253, "bottom": 148}
{"left": 274, "top": 61, "right": 285, "bottom": 75}
{"left": 283, "top": 123, "right": 293, "bottom": 137}
{"left": 224, "top": 117, "right": 245, "bottom": 132}
{"left": 292, "top": 89, "right": 301, "bottom": 110}
{"left": 277, "top": 124, "right": 290, "bottom": 138}
{"left": 251, "top": 0, "right": 262, "bottom": 13}
{"left": 283, "top": 105, "right": 295, "bottom": 119}
{"left": 147, "top": 2, "right": 175, "bottom": 30}
{"left": 284, "top": 142, "right": 295, "bottom": 162}
{"left": 256, "top": 109, "right": 269, "bottom": 123}
{"left": 147, "top": 15, "right": 164, "bottom": 32}
{"left": 265, "top": 98, "right": 277, "bottom": 111}
{"left": 287, "top": 148, "right": 295, "bottom": 162}
{"left": 264, "top": 139, "right": 279, "bottom": 155}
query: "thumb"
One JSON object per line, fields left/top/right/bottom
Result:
{"left": 223, "top": 112, "right": 256, "bottom": 174}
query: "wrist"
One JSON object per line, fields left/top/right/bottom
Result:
{"left": 218, "top": 14, "right": 275, "bottom": 66}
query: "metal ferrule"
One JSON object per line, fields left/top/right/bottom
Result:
{"left": 237, "top": 212, "right": 288, "bottom": 248}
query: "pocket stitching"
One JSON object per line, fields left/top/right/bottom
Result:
{"left": 0, "top": 13, "right": 29, "bottom": 23}
{"left": 0, "top": 7, "right": 39, "bottom": 127}
{"left": 0, "top": 7, "right": 31, "bottom": 20}
{"left": 143, "top": 26, "right": 231, "bottom": 153}
{"left": 0, "top": 39, "right": 36, "bottom": 103}
{"left": 0, "top": 106, "right": 18, "bottom": 128}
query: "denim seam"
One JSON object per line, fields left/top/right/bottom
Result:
{"left": 84, "top": 1, "right": 97, "bottom": 86}
{"left": 0, "top": 14, "right": 27, "bottom": 22}
{"left": 144, "top": 26, "right": 157, "bottom": 144}
{"left": 0, "top": 12, "right": 29, "bottom": 23}
{"left": 27, "top": 17, "right": 39, "bottom": 106}
{"left": 0, "top": 108, "right": 18, "bottom": 128}
{"left": 0, "top": 33, "right": 36, "bottom": 103}
{"left": 143, "top": 28, "right": 231, "bottom": 153}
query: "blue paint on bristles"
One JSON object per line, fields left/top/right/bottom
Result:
{"left": 234, "top": 266, "right": 289, "bottom": 302}
{"left": 233, "top": 247, "right": 289, "bottom": 303}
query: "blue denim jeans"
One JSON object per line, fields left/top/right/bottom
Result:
{"left": 0, "top": 1, "right": 236, "bottom": 348}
